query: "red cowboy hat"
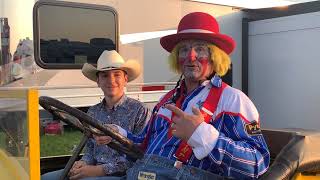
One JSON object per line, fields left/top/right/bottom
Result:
{"left": 160, "top": 12, "right": 235, "bottom": 54}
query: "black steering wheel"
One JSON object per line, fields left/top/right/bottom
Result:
{"left": 39, "top": 96, "right": 144, "bottom": 179}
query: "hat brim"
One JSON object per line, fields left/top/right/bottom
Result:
{"left": 82, "top": 60, "right": 141, "bottom": 82}
{"left": 160, "top": 33, "right": 235, "bottom": 54}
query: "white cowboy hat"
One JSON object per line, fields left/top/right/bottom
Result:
{"left": 82, "top": 50, "right": 141, "bottom": 82}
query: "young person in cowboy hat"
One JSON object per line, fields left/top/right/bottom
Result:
{"left": 100, "top": 12, "right": 270, "bottom": 180}
{"left": 41, "top": 50, "right": 150, "bottom": 180}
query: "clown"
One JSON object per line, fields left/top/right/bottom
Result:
{"left": 105, "top": 12, "right": 270, "bottom": 179}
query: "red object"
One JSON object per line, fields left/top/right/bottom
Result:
{"left": 160, "top": 12, "right": 235, "bottom": 54}
{"left": 141, "top": 85, "right": 165, "bottom": 91}
{"left": 45, "top": 122, "right": 63, "bottom": 135}
{"left": 140, "top": 89, "right": 176, "bottom": 151}
{"left": 13, "top": 56, "right": 21, "bottom": 64}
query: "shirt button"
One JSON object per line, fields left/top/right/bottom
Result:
{"left": 190, "top": 168, "right": 197, "bottom": 175}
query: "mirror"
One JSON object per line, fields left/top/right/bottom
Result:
{"left": 33, "top": 1, "right": 118, "bottom": 69}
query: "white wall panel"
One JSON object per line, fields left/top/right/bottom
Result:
{"left": 248, "top": 11, "right": 320, "bottom": 129}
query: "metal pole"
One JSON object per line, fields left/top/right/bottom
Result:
{"left": 0, "top": 17, "right": 11, "bottom": 84}
{"left": 0, "top": 18, "right": 4, "bottom": 85}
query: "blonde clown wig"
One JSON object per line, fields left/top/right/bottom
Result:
{"left": 168, "top": 43, "right": 231, "bottom": 77}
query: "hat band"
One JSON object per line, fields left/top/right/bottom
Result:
{"left": 100, "top": 66, "right": 119, "bottom": 70}
{"left": 178, "top": 29, "right": 215, "bottom": 34}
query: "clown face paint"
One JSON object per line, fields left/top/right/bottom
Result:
{"left": 178, "top": 40, "right": 213, "bottom": 82}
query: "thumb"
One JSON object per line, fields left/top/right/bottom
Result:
{"left": 192, "top": 106, "right": 201, "bottom": 116}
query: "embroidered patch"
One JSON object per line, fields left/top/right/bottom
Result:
{"left": 138, "top": 171, "right": 156, "bottom": 180}
{"left": 245, "top": 121, "right": 261, "bottom": 135}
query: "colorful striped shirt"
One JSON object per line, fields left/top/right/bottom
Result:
{"left": 126, "top": 76, "right": 270, "bottom": 179}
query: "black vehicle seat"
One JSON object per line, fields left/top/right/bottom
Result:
{"left": 261, "top": 129, "right": 320, "bottom": 179}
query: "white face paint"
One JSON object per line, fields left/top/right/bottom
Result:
{"left": 178, "top": 40, "right": 213, "bottom": 81}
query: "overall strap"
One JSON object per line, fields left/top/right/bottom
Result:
{"left": 140, "top": 89, "right": 176, "bottom": 151}
{"left": 174, "top": 82, "right": 228, "bottom": 163}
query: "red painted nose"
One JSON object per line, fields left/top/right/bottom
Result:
{"left": 187, "top": 48, "right": 197, "bottom": 62}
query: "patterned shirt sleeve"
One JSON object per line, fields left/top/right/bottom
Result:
{"left": 127, "top": 106, "right": 156, "bottom": 144}
{"left": 208, "top": 114, "right": 269, "bottom": 179}
{"left": 80, "top": 107, "right": 96, "bottom": 165}
{"left": 132, "top": 104, "right": 151, "bottom": 134}
{"left": 207, "top": 89, "right": 270, "bottom": 179}
{"left": 101, "top": 101, "right": 150, "bottom": 174}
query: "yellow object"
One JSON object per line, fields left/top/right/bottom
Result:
{"left": 295, "top": 173, "right": 320, "bottom": 180}
{"left": 0, "top": 149, "right": 29, "bottom": 180}
{"left": 0, "top": 88, "right": 40, "bottom": 180}
{"left": 28, "top": 89, "right": 40, "bottom": 180}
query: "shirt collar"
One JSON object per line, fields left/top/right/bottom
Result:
{"left": 210, "top": 74, "right": 222, "bottom": 88}
{"left": 192, "top": 74, "right": 222, "bottom": 88}
{"left": 180, "top": 74, "right": 221, "bottom": 94}
{"left": 101, "top": 94, "right": 127, "bottom": 110}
